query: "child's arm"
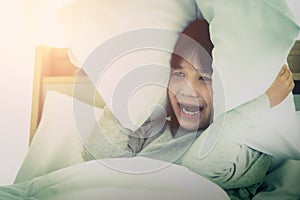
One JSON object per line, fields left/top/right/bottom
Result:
{"left": 266, "top": 64, "right": 294, "bottom": 108}
{"left": 180, "top": 65, "right": 294, "bottom": 189}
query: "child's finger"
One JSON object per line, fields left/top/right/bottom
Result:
{"left": 284, "top": 64, "right": 293, "bottom": 75}
{"left": 285, "top": 67, "right": 293, "bottom": 80}
{"left": 278, "top": 65, "right": 286, "bottom": 76}
{"left": 288, "top": 67, "right": 293, "bottom": 76}
{"left": 281, "top": 65, "right": 293, "bottom": 80}
{"left": 288, "top": 73, "right": 295, "bottom": 85}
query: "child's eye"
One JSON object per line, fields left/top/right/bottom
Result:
{"left": 199, "top": 76, "right": 212, "bottom": 82}
{"left": 173, "top": 71, "right": 185, "bottom": 78}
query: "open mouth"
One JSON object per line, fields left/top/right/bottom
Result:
{"left": 179, "top": 103, "right": 203, "bottom": 118}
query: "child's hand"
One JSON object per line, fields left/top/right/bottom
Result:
{"left": 266, "top": 64, "right": 294, "bottom": 108}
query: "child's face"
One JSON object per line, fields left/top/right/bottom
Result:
{"left": 168, "top": 58, "right": 213, "bottom": 131}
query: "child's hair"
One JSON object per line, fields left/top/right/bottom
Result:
{"left": 171, "top": 19, "right": 214, "bottom": 70}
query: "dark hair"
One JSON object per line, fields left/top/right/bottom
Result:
{"left": 183, "top": 19, "right": 213, "bottom": 56}
{"left": 171, "top": 19, "right": 213, "bottom": 69}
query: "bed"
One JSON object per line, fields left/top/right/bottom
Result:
{"left": 1, "top": 39, "right": 296, "bottom": 199}
{"left": 0, "top": 45, "right": 231, "bottom": 200}
{"left": 0, "top": 0, "right": 299, "bottom": 199}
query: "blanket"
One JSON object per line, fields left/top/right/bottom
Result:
{"left": 0, "top": 158, "right": 229, "bottom": 200}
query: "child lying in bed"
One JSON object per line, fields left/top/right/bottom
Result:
{"left": 82, "top": 20, "right": 294, "bottom": 199}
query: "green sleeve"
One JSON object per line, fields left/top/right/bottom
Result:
{"left": 180, "top": 94, "right": 272, "bottom": 189}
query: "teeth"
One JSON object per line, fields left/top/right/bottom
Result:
{"left": 182, "top": 107, "right": 199, "bottom": 115}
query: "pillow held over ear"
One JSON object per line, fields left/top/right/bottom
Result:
{"left": 56, "top": 0, "right": 199, "bottom": 131}
{"left": 196, "top": 0, "right": 300, "bottom": 158}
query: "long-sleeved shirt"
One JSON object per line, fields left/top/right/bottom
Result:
{"left": 82, "top": 93, "right": 272, "bottom": 199}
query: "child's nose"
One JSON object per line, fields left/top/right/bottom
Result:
{"left": 179, "top": 81, "right": 199, "bottom": 98}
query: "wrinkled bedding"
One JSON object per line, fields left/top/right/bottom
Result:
{"left": 0, "top": 158, "right": 229, "bottom": 200}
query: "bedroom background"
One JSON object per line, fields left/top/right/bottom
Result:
{"left": 0, "top": 0, "right": 299, "bottom": 186}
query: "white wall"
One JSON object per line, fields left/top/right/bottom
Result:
{"left": 0, "top": 0, "right": 67, "bottom": 186}
{"left": 0, "top": 0, "right": 34, "bottom": 185}
{"left": 0, "top": 0, "right": 299, "bottom": 186}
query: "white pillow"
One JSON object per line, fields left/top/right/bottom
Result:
{"left": 56, "top": 0, "right": 199, "bottom": 131}
{"left": 196, "top": 0, "right": 300, "bottom": 158}
{"left": 14, "top": 91, "right": 104, "bottom": 183}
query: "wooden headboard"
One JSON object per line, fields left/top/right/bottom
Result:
{"left": 288, "top": 40, "right": 300, "bottom": 81}
{"left": 29, "top": 46, "right": 105, "bottom": 144}
{"left": 29, "top": 41, "right": 300, "bottom": 144}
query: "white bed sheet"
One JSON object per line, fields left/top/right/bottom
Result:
{"left": 1, "top": 157, "right": 229, "bottom": 200}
